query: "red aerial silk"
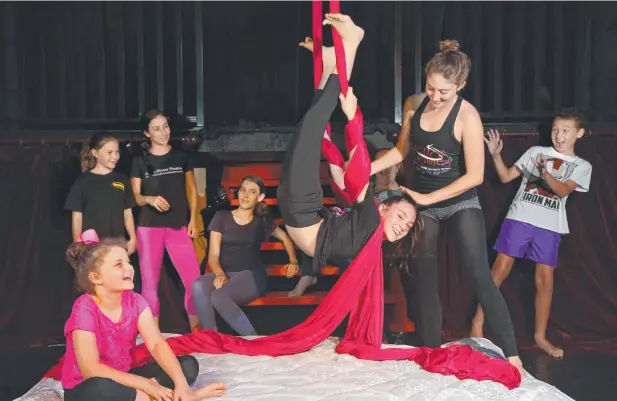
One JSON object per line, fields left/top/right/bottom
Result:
{"left": 43, "top": 1, "right": 521, "bottom": 390}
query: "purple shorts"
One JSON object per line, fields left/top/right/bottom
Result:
{"left": 494, "top": 219, "right": 561, "bottom": 267}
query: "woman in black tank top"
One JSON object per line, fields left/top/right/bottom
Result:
{"left": 371, "top": 40, "right": 523, "bottom": 374}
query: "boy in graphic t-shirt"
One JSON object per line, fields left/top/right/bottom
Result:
{"left": 471, "top": 108, "right": 592, "bottom": 359}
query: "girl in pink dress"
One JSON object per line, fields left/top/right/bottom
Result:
{"left": 61, "top": 229, "right": 226, "bottom": 401}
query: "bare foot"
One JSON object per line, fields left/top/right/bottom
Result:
{"left": 322, "top": 13, "right": 364, "bottom": 79}
{"left": 288, "top": 276, "right": 318, "bottom": 297}
{"left": 507, "top": 356, "right": 525, "bottom": 377}
{"left": 534, "top": 334, "right": 564, "bottom": 359}
{"left": 322, "top": 13, "right": 365, "bottom": 45}
{"left": 299, "top": 37, "right": 336, "bottom": 72}
{"left": 470, "top": 321, "right": 484, "bottom": 338}
{"left": 193, "top": 383, "right": 226, "bottom": 399}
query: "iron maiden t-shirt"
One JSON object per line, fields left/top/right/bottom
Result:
{"left": 131, "top": 149, "right": 194, "bottom": 229}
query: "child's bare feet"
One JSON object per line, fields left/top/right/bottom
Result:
{"left": 534, "top": 334, "right": 564, "bottom": 359}
{"left": 299, "top": 37, "right": 336, "bottom": 73}
{"left": 193, "top": 383, "right": 226, "bottom": 399}
{"left": 322, "top": 13, "right": 364, "bottom": 79}
{"left": 322, "top": 14, "right": 365, "bottom": 44}
{"left": 288, "top": 275, "right": 318, "bottom": 297}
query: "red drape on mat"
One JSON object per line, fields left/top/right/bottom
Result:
{"left": 45, "top": 225, "right": 521, "bottom": 389}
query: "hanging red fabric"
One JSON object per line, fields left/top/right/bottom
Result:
{"left": 42, "top": 1, "right": 521, "bottom": 390}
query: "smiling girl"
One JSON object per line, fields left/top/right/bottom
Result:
{"left": 61, "top": 230, "right": 226, "bottom": 400}
{"left": 65, "top": 133, "right": 137, "bottom": 254}
{"left": 130, "top": 110, "right": 202, "bottom": 330}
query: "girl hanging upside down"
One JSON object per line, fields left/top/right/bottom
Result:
{"left": 278, "top": 14, "right": 419, "bottom": 275}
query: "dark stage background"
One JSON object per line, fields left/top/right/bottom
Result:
{"left": 0, "top": 1, "right": 616, "bottom": 355}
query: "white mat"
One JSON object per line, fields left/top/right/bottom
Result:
{"left": 15, "top": 335, "right": 573, "bottom": 401}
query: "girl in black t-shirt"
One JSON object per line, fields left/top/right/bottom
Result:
{"left": 130, "top": 110, "right": 202, "bottom": 330}
{"left": 65, "top": 133, "right": 137, "bottom": 252}
{"left": 192, "top": 175, "right": 299, "bottom": 335}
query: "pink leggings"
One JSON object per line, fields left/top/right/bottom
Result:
{"left": 136, "top": 226, "right": 200, "bottom": 317}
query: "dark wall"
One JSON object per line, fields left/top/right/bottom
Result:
{"left": 1, "top": 1, "right": 617, "bottom": 133}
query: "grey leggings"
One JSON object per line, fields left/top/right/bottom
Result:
{"left": 192, "top": 269, "right": 267, "bottom": 336}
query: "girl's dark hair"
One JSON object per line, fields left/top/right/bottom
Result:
{"left": 425, "top": 39, "right": 471, "bottom": 87}
{"left": 80, "top": 133, "right": 119, "bottom": 172}
{"left": 380, "top": 194, "right": 424, "bottom": 273}
{"left": 239, "top": 174, "right": 275, "bottom": 237}
{"left": 139, "top": 109, "right": 167, "bottom": 174}
{"left": 66, "top": 238, "right": 127, "bottom": 294}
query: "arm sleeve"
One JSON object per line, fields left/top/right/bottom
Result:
{"left": 570, "top": 161, "right": 592, "bottom": 193}
{"left": 64, "top": 179, "right": 84, "bottom": 212}
{"left": 64, "top": 298, "right": 98, "bottom": 335}
{"left": 183, "top": 152, "right": 195, "bottom": 173}
{"left": 121, "top": 175, "right": 137, "bottom": 209}
{"left": 514, "top": 147, "right": 533, "bottom": 172}
{"left": 131, "top": 156, "right": 145, "bottom": 179}
{"left": 207, "top": 211, "right": 227, "bottom": 234}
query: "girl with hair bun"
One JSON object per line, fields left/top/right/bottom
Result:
{"left": 61, "top": 230, "right": 226, "bottom": 400}
{"left": 371, "top": 40, "right": 523, "bottom": 374}
{"left": 64, "top": 133, "right": 137, "bottom": 254}
{"left": 192, "top": 175, "right": 298, "bottom": 335}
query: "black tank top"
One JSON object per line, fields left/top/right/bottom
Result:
{"left": 409, "top": 96, "right": 477, "bottom": 208}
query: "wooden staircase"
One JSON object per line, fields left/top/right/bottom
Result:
{"left": 209, "top": 162, "right": 396, "bottom": 308}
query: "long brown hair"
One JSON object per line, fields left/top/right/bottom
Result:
{"left": 80, "top": 133, "right": 119, "bottom": 172}
{"left": 380, "top": 194, "right": 424, "bottom": 273}
{"left": 139, "top": 109, "right": 167, "bottom": 175}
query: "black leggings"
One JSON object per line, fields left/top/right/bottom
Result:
{"left": 278, "top": 75, "right": 341, "bottom": 228}
{"left": 408, "top": 208, "right": 519, "bottom": 357}
{"left": 63, "top": 355, "right": 199, "bottom": 401}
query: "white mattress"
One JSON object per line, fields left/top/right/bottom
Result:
{"left": 15, "top": 335, "right": 573, "bottom": 401}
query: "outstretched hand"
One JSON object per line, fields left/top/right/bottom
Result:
{"left": 484, "top": 129, "right": 504, "bottom": 155}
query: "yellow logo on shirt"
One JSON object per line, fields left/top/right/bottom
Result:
{"left": 112, "top": 181, "right": 125, "bottom": 191}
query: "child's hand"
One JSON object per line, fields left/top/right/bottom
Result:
{"left": 140, "top": 377, "right": 173, "bottom": 401}
{"left": 531, "top": 154, "right": 549, "bottom": 177}
{"left": 484, "top": 129, "right": 504, "bottom": 156}
{"left": 172, "top": 383, "right": 193, "bottom": 401}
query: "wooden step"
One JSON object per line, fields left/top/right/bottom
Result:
{"left": 261, "top": 242, "right": 287, "bottom": 251}
{"left": 230, "top": 197, "right": 337, "bottom": 206}
{"left": 266, "top": 265, "right": 340, "bottom": 276}
{"left": 222, "top": 163, "right": 332, "bottom": 188}
{"left": 246, "top": 291, "right": 395, "bottom": 306}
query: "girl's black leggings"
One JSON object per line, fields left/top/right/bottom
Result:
{"left": 63, "top": 355, "right": 199, "bottom": 401}
{"left": 407, "top": 208, "right": 519, "bottom": 358}
{"left": 278, "top": 75, "right": 340, "bottom": 228}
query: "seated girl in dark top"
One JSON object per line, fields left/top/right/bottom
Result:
{"left": 277, "top": 15, "right": 420, "bottom": 280}
{"left": 192, "top": 175, "right": 298, "bottom": 336}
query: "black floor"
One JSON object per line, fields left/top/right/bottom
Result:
{"left": 2, "top": 339, "right": 616, "bottom": 401}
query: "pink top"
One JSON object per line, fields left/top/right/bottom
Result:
{"left": 61, "top": 291, "right": 150, "bottom": 389}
